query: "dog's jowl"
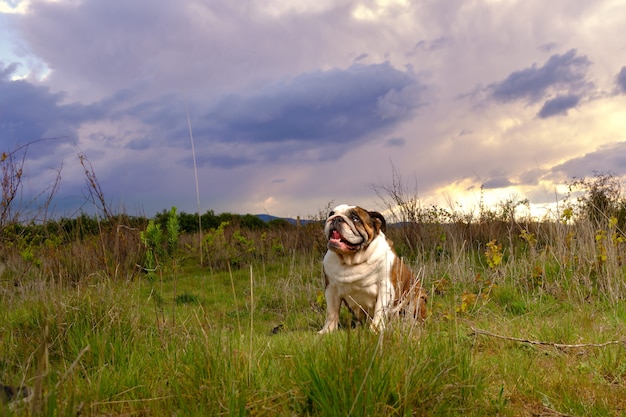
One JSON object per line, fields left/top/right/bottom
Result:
{"left": 319, "top": 204, "right": 427, "bottom": 333}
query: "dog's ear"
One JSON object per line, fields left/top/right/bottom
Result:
{"left": 368, "top": 211, "right": 387, "bottom": 233}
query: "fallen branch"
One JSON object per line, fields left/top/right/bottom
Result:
{"left": 471, "top": 327, "right": 626, "bottom": 349}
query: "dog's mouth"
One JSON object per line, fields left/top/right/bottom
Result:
{"left": 328, "top": 228, "right": 360, "bottom": 252}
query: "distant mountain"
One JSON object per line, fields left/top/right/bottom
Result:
{"left": 255, "top": 214, "right": 317, "bottom": 225}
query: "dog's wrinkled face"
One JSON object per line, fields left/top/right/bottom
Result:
{"left": 324, "top": 204, "right": 386, "bottom": 255}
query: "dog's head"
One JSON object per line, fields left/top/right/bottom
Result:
{"left": 324, "top": 204, "right": 387, "bottom": 255}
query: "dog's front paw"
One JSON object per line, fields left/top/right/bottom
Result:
{"left": 318, "top": 321, "right": 338, "bottom": 334}
{"left": 318, "top": 325, "right": 336, "bottom": 334}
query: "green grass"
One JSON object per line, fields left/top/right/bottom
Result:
{"left": 1, "top": 250, "right": 626, "bottom": 416}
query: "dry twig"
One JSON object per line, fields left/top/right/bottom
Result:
{"left": 471, "top": 327, "right": 626, "bottom": 349}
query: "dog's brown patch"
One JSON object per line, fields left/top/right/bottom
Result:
{"left": 391, "top": 257, "right": 427, "bottom": 320}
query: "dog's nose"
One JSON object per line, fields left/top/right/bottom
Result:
{"left": 331, "top": 217, "right": 345, "bottom": 228}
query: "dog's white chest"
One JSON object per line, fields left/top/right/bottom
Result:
{"left": 333, "top": 279, "right": 380, "bottom": 318}
{"left": 323, "top": 246, "right": 396, "bottom": 319}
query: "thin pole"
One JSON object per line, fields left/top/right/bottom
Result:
{"left": 186, "top": 101, "right": 203, "bottom": 266}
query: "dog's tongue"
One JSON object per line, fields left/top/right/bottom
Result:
{"left": 329, "top": 229, "right": 359, "bottom": 252}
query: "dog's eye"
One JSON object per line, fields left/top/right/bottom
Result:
{"left": 351, "top": 215, "right": 360, "bottom": 223}
{"left": 328, "top": 211, "right": 335, "bottom": 218}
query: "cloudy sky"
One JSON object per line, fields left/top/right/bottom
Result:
{"left": 2, "top": 0, "right": 626, "bottom": 220}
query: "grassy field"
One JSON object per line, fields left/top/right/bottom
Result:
{"left": 2, "top": 222, "right": 626, "bottom": 417}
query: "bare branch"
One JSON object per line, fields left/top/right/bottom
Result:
{"left": 471, "top": 327, "right": 626, "bottom": 349}
{"left": 77, "top": 149, "right": 112, "bottom": 219}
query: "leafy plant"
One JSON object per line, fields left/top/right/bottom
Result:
{"left": 140, "top": 207, "right": 180, "bottom": 279}
{"left": 485, "top": 239, "right": 503, "bottom": 269}
{"left": 140, "top": 218, "right": 164, "bottom": 278}
{"left": 202, "top": 221, "right": 258, "bottom": 269}
{"left": 166, "top": 206, "right": 180, "bottom": 256}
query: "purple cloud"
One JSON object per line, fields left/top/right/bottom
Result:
{"left": 537, "top": 94, "right": 581, "bottom": 118}
{"left": 488, "top": 49, "right": 591, "bottom": 104}
{"left": 616, "top": 66, "right": 626, "bottom": 93}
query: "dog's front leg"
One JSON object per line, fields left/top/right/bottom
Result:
{"left": 371, "top": 280, "right": 394, "bottom": 332}
{"left": 319, "top": 285, "right": 341, "bottom": 334}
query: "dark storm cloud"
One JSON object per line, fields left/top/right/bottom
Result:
{"left": 2, "top": 58, "right": 425, "bottom": 170}
{"left": 107, "top": 62, "right": 425, "bottom": 168}
{"left": 0, "top": 61, "right": 185, "bottom": 160}
{"left": 488, "top": 49, "right": 591, "bottom": 107}
{"left": 0, "top": 62, "right": 96, "bottom": 156}
{"left": 190, "top": 62, "right": 425, "bottom": 166}
{"left": 616, "top": 66, "right": 626, "bottom": 93}
{"left": 482, "top": 176, "right": 514, "bottom": 189}
{"left": 550, "top": 142, "right": 626, "bottom": 179}
{"left": 537, "top": 94, "right": 581, "bottom": 118}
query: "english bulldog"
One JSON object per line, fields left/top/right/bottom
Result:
{"left": 319, "top": 204, "right": 427, "bottom": 333}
